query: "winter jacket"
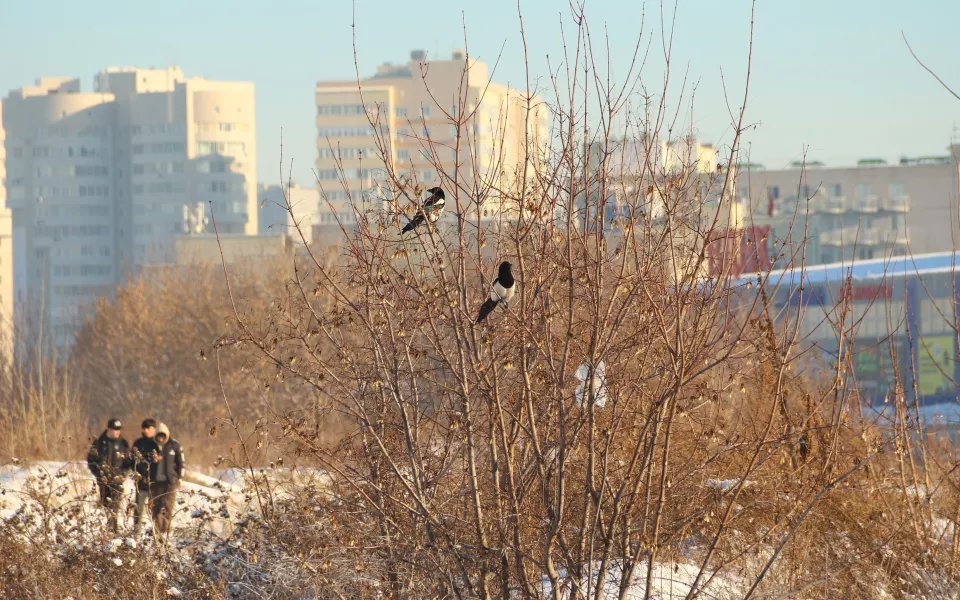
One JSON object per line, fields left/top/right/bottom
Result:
{"left": 87, "top": 432, "right": 130, "bottom": 481}
{"left": 149, "top": 438, "right": 185, "bottom": 486}
{"left": 131, "top": 436, "right": 161, "bottom": 490}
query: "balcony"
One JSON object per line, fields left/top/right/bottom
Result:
{"left": 819, "top": 227, "right": 884, "bottom": 247}
{"left": 858, "top": 228, "right": 882, "bottom": 246}
{"left": 882, "top": 195, "right": 911, "bottom": 212}
{"left": 851, "top": 194, "right": 879, "bottom": 213}
{"left": 818, "top": 229, "right": 846, "bottom": 246}
{"left": 815, "top": 194, "right": 846, "bottom": 214}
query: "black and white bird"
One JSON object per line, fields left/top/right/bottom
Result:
{"left": 476, "top": 261, "right": 515, "bottom": 323}
{"left": 401, "top": 187, "right": 446, "bottom": 234}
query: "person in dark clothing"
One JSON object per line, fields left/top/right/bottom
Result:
{"left": 86, "top": 418, "right": 130, "bottom": 530}
{"left": 130, "top": 418, "right": 159, "bottom": 536}
{"left": 149, "top": 422, "right": 185, "bottom": 538}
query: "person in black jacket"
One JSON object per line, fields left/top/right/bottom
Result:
{"left": 130, "top": 418, "right": 159, "bottom": 536}
{"left": 86, "top": 418, "right": 130, "bottom": 530}
{"left": 149, "top": 422, "right": 185, "bottom": 538}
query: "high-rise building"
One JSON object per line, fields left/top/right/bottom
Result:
{"left": 0, "top": 102, "right": 12, "bottom": 363}
{"left": 257, "top": 183, "right": 335, "bottom": 244}
{"left": 315, "top": 49, "right": 549, "bottom": 220}
{"left": 2, "top": 68, "right": 256, "bottom": 346}
{"left": 257, "top": 183, "right": 359, "bottom": 247}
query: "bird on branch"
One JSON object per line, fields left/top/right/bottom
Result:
{"left": 476, "top": 261, "right": 515, "bottom": 323}
{"left": 401, "top": 187, "right": 446, "bottom": 234}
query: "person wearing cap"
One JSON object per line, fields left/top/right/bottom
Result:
{"left": 149, "top": 422, "right": 184, "bottom": 537}
{"left": 130, "top": 418, "right": 160, "bottom": 536}
{"left": 86, "top": 418, "right": 131, "bottom": 530}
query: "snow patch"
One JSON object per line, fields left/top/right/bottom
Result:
{"left": 575, "top": 361, "right": 609, "bottom": 408}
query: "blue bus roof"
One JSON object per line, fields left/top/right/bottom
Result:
{"left": 734, "top": 251, "right": 960, "bottom": 287}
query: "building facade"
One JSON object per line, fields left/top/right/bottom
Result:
{"left": 257, "top": 183, "right": 348, "bottom": 245}
{"left": 0, "top": 102, "right": 12, "bottom": 363}
{"left": 736, "top": 252, "right": 960, "bottom": 409}
{"left": 2, "top": 68, "right": 256, "bottom": 346}
{"left": 738, "top": 152, "right": 960, "bottom": 267}
{"left": 315, "top": 49, "right": 549, "bottom": 222}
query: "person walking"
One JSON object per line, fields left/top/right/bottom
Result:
{"left": 130, "top": 418, "right": 159, "bottom": 536}
{"left": 149, "top": 422, "right": 184, "bottom": 539}
{"left": 86, "top": 418, "right": 130, "bottom": 531}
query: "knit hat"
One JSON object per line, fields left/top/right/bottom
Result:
{"left": 156, "top": 422, "right": 170, "bottom": 438}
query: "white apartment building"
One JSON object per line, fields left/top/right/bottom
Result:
{"left": 2, "top": 68, "right": 256, "bottom": 346}
{"left": 258, "top": 183, "right": 368, "bottom": 247}
{"left": 257, "top": 183, "right": 339, "bottom": 244}
{"left": 315, "top": 49, "right": 549, "bottom": 221}
{"left": 584, "top": 138, "right": 735, "bottom": 229}
{"left": 738, "top": 150, "right": 960, "bottom": 266}
{"left": 0, "top": 102, "right": 12, "bottom": 364}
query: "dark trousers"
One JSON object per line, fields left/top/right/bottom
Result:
{"left": 133, "top": 487, "right": 151, "bottom": 533}
{"left": 149, "top": 482, "right": 178, "bottom": 536}
{"left": 97, "top": 479, "right": 123, "bottom": 531}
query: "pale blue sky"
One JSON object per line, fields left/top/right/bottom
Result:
{"left": 2, "top": 0, "right": 958, "bottom": 186}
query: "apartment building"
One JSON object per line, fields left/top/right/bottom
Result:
{"left": 738, "top": 150, "right": 960, "bottom": 266}
{"left": 578, "top": 138, "right": 748, "bottom": 283}
{"left": 315, "top": 49, "right": 549, "bottom": 221}
{"left": 174, "top": 233, "right": 290, "bottom": 266}
{"left": 0, "top": 102, "right": 12, "bottom": 363}
{"left": 585, "top": 137, "right": 730, "bottom": 226}
{"left": 257, "top": 183, "right": 343, "bottom": 244}
{"left": 2, "top": 68, "right": 256, "bottom": 346}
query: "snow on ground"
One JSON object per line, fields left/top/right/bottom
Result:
{"left": 541, "top": 560, "right": 745, "bottom": 600}
{"left": 865, "top": 401, "right": 960, "bottom": 428}
{"left": 705, "top": 478, "right": 755, "bottom": 493}
{"left": 0, "top": 460, "right": 258, "bottom": 537}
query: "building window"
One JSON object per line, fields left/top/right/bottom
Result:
{"left": 421, "top": 105, "right": 431, "bottom": 117}
{"left": 856, "top": 183, "right": 871, "bottom": 199}
{"left": 889, "top": 183, "right": 904, "bottom": 199}
{"left": 396, "top": 107, "right": 408, "bottom": 117}
{"left": 830, "top": 184, "right": 842, "bottom": 197}
{"left": 768, "top": 185, "right": 780, "bottom": 199}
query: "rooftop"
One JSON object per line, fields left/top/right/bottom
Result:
{"left": 736, "top": 250, "right": 960, "bottom": 287}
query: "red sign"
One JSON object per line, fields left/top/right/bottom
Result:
{"left": 706, "top": 225, "right": 772, "bottom": 278}
{"left": 850, "top": 284, "right": 892, "bottom": 302}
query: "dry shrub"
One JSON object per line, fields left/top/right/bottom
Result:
{"left": 66, "top": 253, "right": 349, "bottom": 465}
{"left": 212, "top": 4, "right": 960, "bottom": 597}
{"left": 5, "top": 3, "right": 960, "bottom": 599}
{"left": 0, "top": 332, "right": 86, "bottom": 460}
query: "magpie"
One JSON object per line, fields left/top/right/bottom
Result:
{"left": 401, "top": 187, "right": 446, "bottom": 234}
{"left": 476, "top": 261, "right": 515, "bottom": 323}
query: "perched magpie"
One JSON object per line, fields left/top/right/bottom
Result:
{"left": 401, "top": 187, "right": 446, "bottom": 234}
{"left": 476, "top": 261, "right": 515, "bottom": 323}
